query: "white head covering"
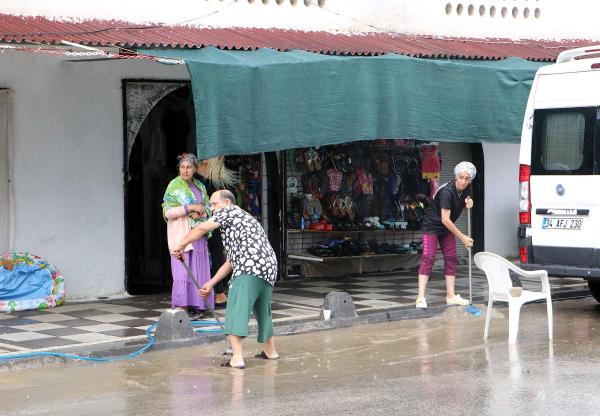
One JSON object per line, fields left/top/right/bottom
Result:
{"left": 454, "top": 161, "right": 477, "bottom": 180}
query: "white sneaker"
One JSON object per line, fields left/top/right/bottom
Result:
{"left": 415, "top": 298, "right": 428, "bottom": 309}
{"left": 446, "top": 294, "right": 469, "bottom": 306}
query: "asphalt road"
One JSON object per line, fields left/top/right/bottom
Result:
{"left": 3, "top": 297, "right": 600, "bottom": 416}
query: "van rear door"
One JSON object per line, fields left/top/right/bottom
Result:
{"left": 529, "top": 107, "right": 600, "bottom": 267}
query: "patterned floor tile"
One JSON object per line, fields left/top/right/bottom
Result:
{"left": 75, "top": 323, "right": 130, "bottom": 333}
{"left": 60, "top": 333, "right": 123, "bottom": 343}
{"left": 23, "top": 313, "right": 80, "bottom": 323}
{"left": 0, "top": 332, "right": 54, "bottom": 342}
{"left": 144, "top": 316, "right": 160, "bottom": 322}
{"left": 51, "top": 318, "right": 107, "bottom": 327}
{"left": 43, "top": 303, "right": 107, "bottom": 313}
{"left": 0, "top": 318, "right": 39, "bottom": 326}
{"left": 93, "top": 305, "right": 148, "bottom": 313}
{"left": 353, "top": 300, "right": 400, "bottom": 308}
{"left": 116, "top": 310, "right": 162, "bottom": 319}
{"left": 134, "top": 325, "right": 152, "bottom": 331}
{"left": 102, "top": 318, "right": 158, "bottom": 328}
{"left": 350, "top": 293, "right": 403, "bottom": 300}
{"left": 63, "top": 309, "right": 112, "bottom": 318}
{"left": 297, "top": 286, "right": 346, "bottom": 294}
{"left": 101, "top": 328, "right": 148, "bottom": 337}
{"left": 9, "top": 323, "right": 66, "bottom": 332}
{"left": 0, "top": 326, "right": 28, "bottom": 334}
{"left": 10, "top": 337, "right": 79, "bottom": 349}
{"left": 37, "top": 327, "right": 94, "bottom": 337}
{"left": 83, "top": 313, "right": 145, "bottom": 323}
{"left": 0, "top": 341, "right": 29, "bottom": 352}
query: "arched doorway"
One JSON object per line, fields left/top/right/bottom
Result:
{"left": 124, "top": 83, "right": 196, "bottom": 294}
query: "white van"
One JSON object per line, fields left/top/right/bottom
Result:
{"left": 518, "top": 45, "right": 600, "bottom": 301}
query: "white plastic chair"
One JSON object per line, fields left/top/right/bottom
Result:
{"left": 474, "top": 251, "right": 553, "bottom": 344}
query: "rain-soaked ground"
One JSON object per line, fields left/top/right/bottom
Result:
{"left": 3, "top": 297, "right": 600, "bottom": 416}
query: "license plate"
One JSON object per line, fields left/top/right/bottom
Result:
{"left": 542, "top": 217, "right": 582, "bottom": 230}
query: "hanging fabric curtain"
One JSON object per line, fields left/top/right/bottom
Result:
{"left": 141, "top": 47, "right": 545, "bottom": 158}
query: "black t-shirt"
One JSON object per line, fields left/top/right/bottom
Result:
{"left": 421, "top": 180, "right": 470, "bottom": 235}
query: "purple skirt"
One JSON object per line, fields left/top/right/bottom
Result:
{"left": 170, "top": 237, "right": 214, "bottom": 309}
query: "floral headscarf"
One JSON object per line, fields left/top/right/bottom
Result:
{"left": 177, "top": 153, "right": 198, "bottom": 167}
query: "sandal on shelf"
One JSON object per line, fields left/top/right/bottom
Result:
{"left": 254, "top": 351, "right": 280, "bottom": 360}
{"left": 313, "top": 198, "right": 323, "bottom": 220}
{"left": 305, "top": 148, "right": 318, "bottom": 172}
{"left": 344, "top": 196, "right": 356, "bottom": 222}
{"left": 313, "top": 148, "right": 322, "bottom": 171}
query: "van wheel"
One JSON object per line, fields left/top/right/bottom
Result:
{"left": 588, "top": 280, "right": 600, "bottom": 303}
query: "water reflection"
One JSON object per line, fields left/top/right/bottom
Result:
{"left": 2, "top": 298, "right": 600, "bottom": 416}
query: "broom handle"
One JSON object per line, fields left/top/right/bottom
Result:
{"left": 179, "top": 257, "right": 225, "bottom": 331}
{"left": 468, "top": 207, "right": 472, "bottom": 305}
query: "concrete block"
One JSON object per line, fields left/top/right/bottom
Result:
{"left": 321, "top": 291, "right": 357, "bottom": 320}
{"left": 154, "top": 309, "right": 194, "bottom": 341}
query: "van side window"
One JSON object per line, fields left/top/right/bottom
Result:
{"left": 532, "top": 108, "right": 595, "bottom": 175}
{"left": 542, "top": 113, "right": 585, "bottom": 170}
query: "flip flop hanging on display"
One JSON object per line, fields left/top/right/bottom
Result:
{"left": 0, "top": 252, "right": 65, "bottom": 312}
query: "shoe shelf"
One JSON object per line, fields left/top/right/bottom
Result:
{"left": 287, "top": 229, "right": 420, "bottom": 234}
{"left": 288, "top": 252, "right": 418, "bottom": 262}
{"left": 287, "top": 229, "right": 421, "bottom": 263}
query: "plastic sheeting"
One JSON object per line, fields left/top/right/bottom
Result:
{"left": 142, "top": 48, "right": 545, "bottom": 158}
{"left": 0, "top": 252, "right": 65, "bottom": 312}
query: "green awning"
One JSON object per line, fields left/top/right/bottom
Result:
{"left": 142, "top": 48, "right": 545, "bottom": 158}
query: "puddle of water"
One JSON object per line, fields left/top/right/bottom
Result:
{"left": 3, "top": 298, "right": 600, "bottom": 415}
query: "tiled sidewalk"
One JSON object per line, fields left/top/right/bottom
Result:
{"left": 0, "top": 265, "right": 590, "bottom": 357}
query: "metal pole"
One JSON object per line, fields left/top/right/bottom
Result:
{"left": 468, "top": 208, "right": 472, "bottom": 305}
{"left": 179, "top": 258, "right": 225, "bottom": 332}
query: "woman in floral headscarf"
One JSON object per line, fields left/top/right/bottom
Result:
{"left": 415, "top": 161, "right": 476, "bottom": 309}
{"left": 162, "top": 153, "right": 213, "bottom": 317}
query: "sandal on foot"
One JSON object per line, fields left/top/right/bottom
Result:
{"left": 254, "top": 351, "right": 280, "bottom": 360}
{"left": 446, "top": 294, "right": 469, "bottom": 306}
{"left": 415, "top": 298, "right": 428, "bottom": 309}
{"left": 221, "top": 361, "right": 245, "bottom": 369}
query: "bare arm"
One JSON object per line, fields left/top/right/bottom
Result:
{"left": 441, "top": 208, "right": 473, "bottom": 248}
{"left": 199, "top": 260, "right": 233, "bottom": 299}
{"left": 171, "top": 218, "right": 221, "bottom": 257}
{"left": 212, "top": 260, "right": 233, "bottom": 283}
{"left": 164, "top": 206, "right": 187, "bottom": 220}
{"left": 165, "top": 204, "right": 205, "bottom": 220}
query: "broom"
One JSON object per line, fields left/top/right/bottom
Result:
{"left": 179, "top": 257, "right": 233, "bottom": 355}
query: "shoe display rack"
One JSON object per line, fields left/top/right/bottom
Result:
{"left": 282, "top": 141, "right": 438, "bottom": 278}
{"left": 286, "top": 228, "right": 423, "bottom": 276}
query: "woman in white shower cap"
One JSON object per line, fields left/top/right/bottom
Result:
{"left": 415, "top": 161, "right": 476, "bottom": 309}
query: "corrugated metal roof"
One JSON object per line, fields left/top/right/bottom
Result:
{"left": 0, "top": 13, "right": 591, "bottom": 61}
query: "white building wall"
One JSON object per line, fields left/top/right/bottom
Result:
{"left": 0, "top": 90, "right": 12, "bottom": 253}
{"left": 0, "top": 51, "right": 188, "bottom": 299}
{"left": 483, "top": 142, "right": 520, "bottom": 257}
{"left": 3, "top": 0, "right": 600, "bottom": 41}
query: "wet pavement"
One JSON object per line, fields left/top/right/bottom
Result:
{"left": 0, "top": 263, "right": 589, "bottom": 358}
{"left": 2, "top": 296, "right": 600, "bottom": 415}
